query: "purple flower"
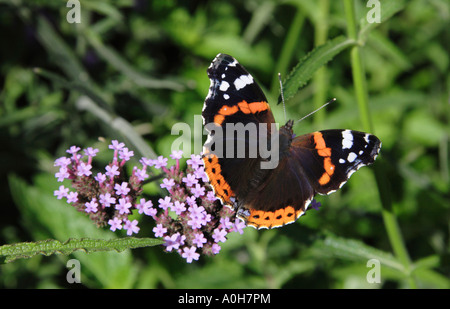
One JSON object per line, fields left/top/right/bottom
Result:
{"left": 220, "top": 217, "right": 233, "bottom": 229}
{"left": 116, "top": 198, "right": 132, "bottom": 214}
{"left": 85, "top": 199, "right": 98, "bottom": 213}
{"left": 66, "top": 146, "right": 81, "bottom": 155}
{"left": 192, "top": 232, "right": 207, "bottom": 248}
{"left": 123, "top": 219, "right": 140, "bottom": 235}
{"left": 160, "top": 178, "right": 175, "bottom": 190}
{"left": 182, "top": 173, "right": 198, "bottom": 187}
{"left": 181, "top": 246, "right": 200, "bottom": 263}
{"left": 191, "top": 184, "right": 205, "bottom": 198}
{"left": 193, "top": 166, "right": 209, "bottom": 182}
{"left": 185, "top": 196, "right": 197, "bottom": 207}
{"left": 77, "top": 162, "right": 92, "bottom": 177}
{"left": 119, "top": 147, "right": 134, "bottom": 161}
{"left": 55, "top": 167, "right": 70, "bottom": 182}
{"left": 204, "top": 213, "right": 212, "bottom": 224}
{"left": 170, "top": 150, "right": 183, "bottom": 160}
{"left": 188, "top": 204, "right": 205, "bottom": 216}
{"left": 54, "top": 140, "right": 244, "bottom": 263}
{"left": 105, "top": 164, "right": 120, "bottom": 178}
{"left": 212, "top": 228, "right": 227, "bottom": 243}
{"left": 187, "top": 214, "right": 203, "bottom": 229}
{"left": 66, "top": 191, "right": 78, "bottom": 203}
{"left": 310, "top": 199, "right": 321, "bottom": 210}
{"left": 99, "top": 192, "right": 116, "bottom": 207}
{"left": 134, "top": 168, "right": 148, "bottom": 181}
{"left": 84, "top": 147, "right": 99, "bottom": 157}
{"left": 173, "top": 201, "right": 186, "bottom": 215}
{"left": 158, "top": 196, "right": 173, "bottom": 211}
{"left": 95, "top": 172, "right": 107, "bottom": 183}
{"left": 154, "top": 156, "right": 168, "bottom": 169}
{"left": 139, "top": 157, "right": 153, "bottom": 167}
{"left": 114, "top": 182, "right": 130, "bottom": 196}
{"left": 108, "top": 217, "right": 122, "bottom": 231}
{"left": 187, "top": 154, "right": 203, "bottom": 169}
{"left": 164, "top": 233, "right": 182, "bottom": 252}
{"left": 136, "top": 198, "right": 154, "bottom": 215}
{"left": 109, "top": 140, "right": 125, "bottom": 151}
{"left": 54, "top": 185, "right": 69, "bottom": 199}
{"left": 153, "top": 224, "right": 167, "bottom": 237}
{"left": 206, "top": 191, "right": 217, "bottom": 202}
{"left": 211, "top": 243, "right": 221, "bottom": 254}
{"left": 54, "top": 157, "right": 71, "bottom": 167}
{"left": 232, "top": 218, "right": 246, "bottom": 234}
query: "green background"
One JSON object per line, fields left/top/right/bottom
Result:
{"left": 0, "top": 0, "right": 449, "bottom": 288}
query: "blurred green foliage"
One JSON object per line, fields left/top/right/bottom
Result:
{"left": 0, "top": 0, "right": 449, "bottom": 289}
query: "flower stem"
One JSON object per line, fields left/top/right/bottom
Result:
{"left": 343, "top": 0, "right": 415, "bottom": 288}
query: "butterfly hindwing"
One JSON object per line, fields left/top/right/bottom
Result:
{"left": 291, "top": 130, "right": 381, "bottom": 195}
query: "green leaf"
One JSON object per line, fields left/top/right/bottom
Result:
{"left": 82, "top": 27, "right": 186, "bottom": 91}
{"left": 0, "top": 237, "right": 164, "bottom": 264}
{"left": 359, "top": 0, "right": 406, "bottom": 40}
{"left": 313, "top": 233, "right": 405, "bottom": 272}
{"left": 280, "top": 36, "right": 356, "bottom": 102}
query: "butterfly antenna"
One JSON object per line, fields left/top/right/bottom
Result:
{"left": 295, "top": 98, "right": 336, "bottom": 124}
{"left": 278, "top": 73, "right": 287, "bottom": 122}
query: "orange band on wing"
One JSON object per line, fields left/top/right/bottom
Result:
{"left": 242, "top": 206, "right": 304, "bottom": 229}
{"left": 213, "top": 101, "right": 269, "bottom": 125}
{"left": 313, "top": 132, "right": 335, "bottom": 185}
{"left": 214, "top": 114, "right": 225, "bottom": 126}
{"left": 319, "top": 173, "right": 331, "bottom": 185}
{"left": 238, "top": 100, "right": 269, "bottom": 114}
{"left": 313, "top": 132, "right": 327, "bottom": 149}
{"left": 202, "top": 154, "right": 234, "bottom": 204}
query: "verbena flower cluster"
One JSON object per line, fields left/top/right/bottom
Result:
{"left": 53, "top": 140, "right": 245, "bottom": 263}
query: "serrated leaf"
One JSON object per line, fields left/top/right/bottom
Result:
{"left": 280, "top": 36, "right": 356, "bottom": 102}
{"left": 0, "top": 237, "right": 164, "bottom": 264}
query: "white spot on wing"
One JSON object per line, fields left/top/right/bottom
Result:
{"left": 234, "top": 74, "right": 254, "bottom": 90}
{"left": 342, "top": 130, "right": 353, "bottom": 149}
{"left": 219, "top": 81, "right": 230, "bottom": 91}
{"left": 347, "top": 152, "right": 357, "bottom": 163}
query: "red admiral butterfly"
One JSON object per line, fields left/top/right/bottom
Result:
{"left": 202, "top": 53, "right": 381, "bottom": 229}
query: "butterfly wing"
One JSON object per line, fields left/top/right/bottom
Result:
{"left": 202, "top": 53, "right": 276, "bottom": 206}
{"left": 237, "top": 129, "right": 381, "bottom": 229}
{"left": 291, "top": 130, "right": 381, "bottom": 195}
{"left": 202, "top": 53, "right": 274, "bottom": 126}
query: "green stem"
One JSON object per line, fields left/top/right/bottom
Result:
{"left": 271, "top": 6, "right": 305, "bottom": 95}
{"left": 343, "top": 0, "right": 415, "bottom": 288}
{"left": 313, "top": 0, "right": 330, "bottom": 125}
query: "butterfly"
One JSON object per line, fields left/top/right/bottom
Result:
{"left": 202, "top": 53, "right": 381, "bottom": 229}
